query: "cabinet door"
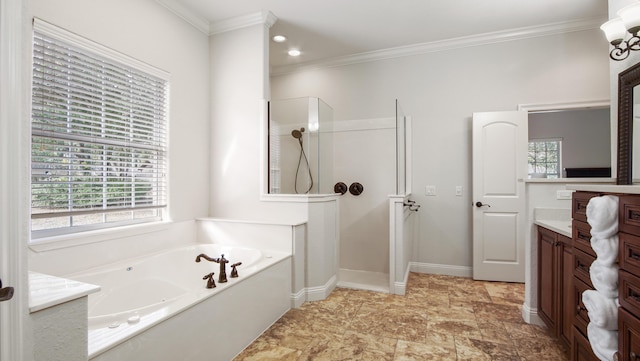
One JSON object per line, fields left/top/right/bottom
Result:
{"left": 619, "top": 307, "right": 640, "bottom": 361}
{"left": 561, "top": 237, "right": 574, "bottom": 346}
{"left": 538, "top": 226, "right": 559, "bottom": 332}
{"left": 572, "top": 326, "right": 599, "bottom": 361}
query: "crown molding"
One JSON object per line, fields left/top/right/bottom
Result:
{"left": 155, "top": 0, "right": 210, "bottom": 34}
{"left": 271, "top": 16, "right": 607, "bottom": 76}
{"left": 155, "top": 1, "right": 277, "bottom": 35}
{"left": 209, "top": 10, "right": 278, "bottom": 35}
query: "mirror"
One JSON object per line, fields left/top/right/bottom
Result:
{"left": 617, "top": 61, "right": 640, "bottom": 185}
{"left": 528, "top": 108, "right": 611, "bottom": 178}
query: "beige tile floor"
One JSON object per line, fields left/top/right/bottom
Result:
{"left": 234, "top": 273, "right": 569, "bottom": 361}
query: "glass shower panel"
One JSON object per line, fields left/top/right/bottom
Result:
{"left": 396, "top": 100, "right": 406, "bottom": 195}
{"left": 268, "top": 97, "right": 333, "bottom": 194}
{"left": 318, "top": 99, "right": 334, "bottom": 194}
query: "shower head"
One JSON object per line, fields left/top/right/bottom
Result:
{"left": 291, "top": 127, "right": 305, "bottom": 139}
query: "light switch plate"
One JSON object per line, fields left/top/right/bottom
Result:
{"left": 455, "top": 186, "right": 463, "bottom": 196}
{"left": 425, "top": 185, "right": 436, "bottom": 196}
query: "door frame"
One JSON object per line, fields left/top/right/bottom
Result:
{"left": 0, "top": 1, "right": 29, "bottom": 360}
{"left": 517, "top": 99, "right": 610, "bottom": 325}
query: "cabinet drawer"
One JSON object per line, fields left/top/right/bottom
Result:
{"left": 618, "top": 307, "right": 640, "bottom": 361}
{"left": 573, "top": 277, "right": 592, "bottom": 338}
{"left": 620, "top": 195, "right": 640, "bottom": 235}
{"left": 573, "top": 220, "right": 596, "bottom": 258}
{"left": 573, "top": 248, "right": 595, "bottom": 289}
{"left": 572, "top": 325, "right": 599, "bottom": 361}
{"left": 573, "top": 192, "right": 600, "bottom": 223}
{"left": 620, "top": 271, "right": 640, "bottom": 317}
{"left": 620, "top": 232, "right": 640, "bottom": 276}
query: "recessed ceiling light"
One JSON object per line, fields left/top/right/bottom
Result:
{"left": 272, "top": 35, "right": 287, "bottom": 43}
{"left": 288, "top": 49, "right": 301, "bottom": 57}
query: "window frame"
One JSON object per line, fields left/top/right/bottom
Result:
{"left": 528, "top": 138, "right": 562, "bottom": 179}
{"left": 30, "top": 19, "right": 170, "bottom": 240}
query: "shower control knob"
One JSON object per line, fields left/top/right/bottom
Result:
{"left": 334, "top": 182, "right": 347, "bottom": 195}
{"left": 349, "top": 182, "right": 364, "bottom": 196}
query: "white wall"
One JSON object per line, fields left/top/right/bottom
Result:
{"left": 272, "top": 28, "right": 609, "bottom": 271}
{"left": 209, "top": 23, "right": 309, "bottom": 223}
{"left": 334, "top": 125, "right": 395, "bottom": 273}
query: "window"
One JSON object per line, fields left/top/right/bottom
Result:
{"left": 31, "top": 19, "right": 169, "bottom": 238}
{"left": 528, "top": 139, "right": 561, "bottom": 179}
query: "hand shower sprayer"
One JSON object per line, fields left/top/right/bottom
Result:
{"left": 291, "top": 127, "right": 305, "bottom": 139}
{"left": 291, "top": 127, "right": 313, "bottom": 194}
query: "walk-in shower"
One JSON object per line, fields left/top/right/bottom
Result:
{"left": 268, "top": 97, "right": 412, "bottom": 294}
{"left": 268, "top": 97, "right": 333, "bottom": 194}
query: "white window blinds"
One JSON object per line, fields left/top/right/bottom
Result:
{"left": 31, "top": 19, "right": 169, "bottom": 237}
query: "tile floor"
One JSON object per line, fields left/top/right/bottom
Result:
{"left": 234, "top": 273, "right": 569, "bottom": 361}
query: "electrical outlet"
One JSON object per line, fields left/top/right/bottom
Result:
{"left": 455, "top": 186, "right": 463, "bottom": 196}
{"left": 425, "top": 185, "right": 436, "bottom": 196}
{"left": 556, "top": 190, "right": 574, "bottom": 200}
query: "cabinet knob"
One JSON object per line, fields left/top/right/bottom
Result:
{"left": 631, "top": 351, "right": 638, "bottom": 360}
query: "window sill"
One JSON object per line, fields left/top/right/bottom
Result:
{"left": 29, "top": 220, "right": 173, "bottom": 252}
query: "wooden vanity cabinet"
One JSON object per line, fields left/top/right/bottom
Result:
{"left": 618, "top": 195, "right": 640, "bottom": 361}
{"left": 537, "top": 225, "right": 573, "bottom": 345}
{"left": 571, "top": 191, "right": 600, "bottom": 361}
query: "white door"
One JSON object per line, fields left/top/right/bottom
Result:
{"left": 472, "top": 111, "right": 527, "bottom": 282}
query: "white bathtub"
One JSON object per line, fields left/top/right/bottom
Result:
{"left": 66, "top": 243, "right": 292, "bottom": 360}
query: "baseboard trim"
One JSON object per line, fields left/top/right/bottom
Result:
{"left": 392, "top": 265, "right": 411, "bottom": 295}
{"left": 306, "top": 275, "right": 337, "bottom": 302}
{"left": 521, "top": 303, "right": 545, "bottom": 326}
{"left": 290, "top": 288, "right": 306, "bottom": 308}
{"left": 410, "top": 262, "right": 473, "bottom": 278}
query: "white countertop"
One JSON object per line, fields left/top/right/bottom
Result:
{"left": 533, "top": 207, "right": 572, "bottom": 238}
{"left": 534, "top": 219, "right": 572, "bottom": 238}
{"left": 566, "top": 184, "right": 640, "bottom": 194}
{"left": 29, "top": 271, "right": 100, "bottom": 313}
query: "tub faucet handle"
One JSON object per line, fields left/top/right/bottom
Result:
{"left": 202, "top": 272, "right": 216, "bottom": 288}
{"left": 217, "top": 254, "right": 229, "bottom": 283}
{"left": 230, "top": 262, "right": 242, "bottom": 278}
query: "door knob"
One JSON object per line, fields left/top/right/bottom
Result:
{"left": 475, "top": 202, "right": 491, "bottom": 208}
{"left": 0, "top": 278, "right": 14, "bottom": 302}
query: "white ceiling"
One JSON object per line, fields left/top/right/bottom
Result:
{"left": 171, "top": 0, "right": 608, "bottom": 69}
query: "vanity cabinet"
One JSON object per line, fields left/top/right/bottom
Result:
{"left": 571, "top": 191, "right": 600, "bottom": 361}
{"left": 537, "top": 225, "right": 573, "bottom": 346}
{"left": 618, "top": 195, "right": 640, "bottom": 361}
